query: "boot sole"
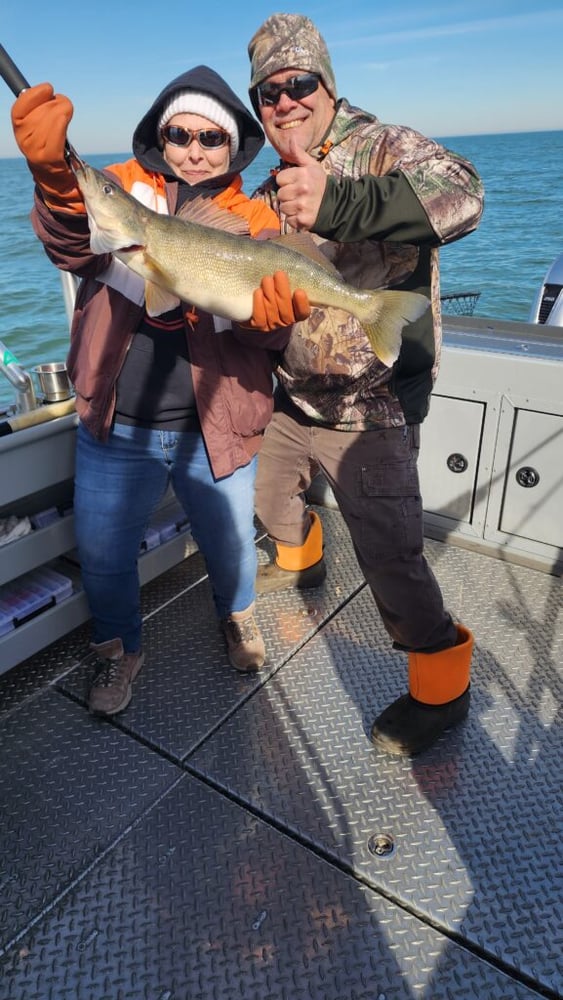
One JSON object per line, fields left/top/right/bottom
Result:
{"left": 370, "top": 688, "right": 470, "bottom": 756}
{"left": 256, "top": 561, "right": 327, "bottom": 595}
{"left": 231, "top": 657, "right": 265, "bottom": 674}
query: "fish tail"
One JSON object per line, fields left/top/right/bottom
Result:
{"left": 361, "top": 290, "right": 429, "bottom": 368}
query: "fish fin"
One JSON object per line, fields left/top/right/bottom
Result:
{"left": 270, "top": 232, "right": 341, "bottom": 274}
{"left": 176, "top": 195, "right": 251, "bottom": 235}
{"left": 363, "top": 291, "right": 429, "bottom": 368}
{"left": 144, "top": 280, "right": 181, "bottom": 317}
{"left": 88, "top": 215, "right": 136, "bottom": 255}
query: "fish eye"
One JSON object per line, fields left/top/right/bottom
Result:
{"left": 102, "top": 183, "right": 114, "bottom": 196}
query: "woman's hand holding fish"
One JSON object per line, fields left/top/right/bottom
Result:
{"left": 276, "top": 140, "right": 327, "bottom": 231}
{"left": 11, "top": 83, "right": 85, "bottom": 214}
{"left": 244, "top": 271, "right": 311, "bottom": 331}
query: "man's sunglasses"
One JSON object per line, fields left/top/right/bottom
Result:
{"left": 160, "top": 125, "right": 230, "bottom": 148}
{"left": 256, "top": 73, "right": 320, "bottom": 108}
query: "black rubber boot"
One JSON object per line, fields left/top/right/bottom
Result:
{"left": 256, "top": 557, "right": 326, "bottom": 595}
{"left": 370, "top": 687, "right": 471, "bottom": 756}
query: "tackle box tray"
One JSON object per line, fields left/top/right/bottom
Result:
{"left": 0, "top": 566, "right": 73, "bottom": 637}
{"left": 148, "top": 503, "right": 191, "bottom": 543}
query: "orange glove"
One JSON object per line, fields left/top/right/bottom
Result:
{"left": 244, "top": 271, "right": 311, "bottom": 330}
{"left": 11, "top": 82, "right": 85, "bottom": 213}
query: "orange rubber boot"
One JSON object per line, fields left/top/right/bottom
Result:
{"left": 256, "top": 510, "right": 326, "bottom": 594}
{"left": 370, "top": 624, "right": 473, "bottom": 756}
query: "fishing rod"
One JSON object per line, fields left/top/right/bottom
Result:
{"left": 0, "top": 42, "right": 82, "bottom": 330}
{"left": 0, "top": 42, "right": 29, "bottom": 96}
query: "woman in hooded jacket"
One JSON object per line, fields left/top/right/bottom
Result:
{"left": 11, "top": 64, "right": 307, "bottom": 714}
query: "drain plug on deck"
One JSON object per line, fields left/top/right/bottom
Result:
{"left": 367, "top": 832, "right": 394, "bottom": 857}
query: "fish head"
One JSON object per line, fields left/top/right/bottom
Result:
{"left": 71, "top": 158, "right": 147, "bottom": 256}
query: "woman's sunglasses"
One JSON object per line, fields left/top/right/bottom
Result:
{"left": 160, "top": 125, "right": 230, "bottom": 148}
{"left": 256, "top": 73, "right": 320, "bottom": 108}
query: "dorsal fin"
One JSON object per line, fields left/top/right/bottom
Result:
{"left": 176, "top": 195, "right": 250, "bottom": 235}
{"left": 270, "top": 232, "right": 341, "bottom": 275}
{"left": 177, "top": 197, "right": 340, "bottom": 276}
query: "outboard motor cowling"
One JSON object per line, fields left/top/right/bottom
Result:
{"left": 529, "top": 252, "right": 563, "bottom": 326}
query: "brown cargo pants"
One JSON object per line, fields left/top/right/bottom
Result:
{"left": 254, "top": 407, "right": 457, "bottom": 653}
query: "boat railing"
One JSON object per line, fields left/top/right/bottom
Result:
{"left": 0, "top": 338, "right": 37, "bottom": 412}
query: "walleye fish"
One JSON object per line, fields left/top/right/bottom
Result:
{"left": 72, "top": 157, "right": 429, "bottom": 367}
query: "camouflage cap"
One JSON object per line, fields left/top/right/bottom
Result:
{"left": 248, "top": 13, "right": 337, "bottom": 100}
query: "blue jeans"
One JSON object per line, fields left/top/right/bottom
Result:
{"left": 74, "top": 422, "right": 258, "bottom": 651}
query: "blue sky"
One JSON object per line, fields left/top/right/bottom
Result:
{"left": 1, "top": 1, "right": 561, "bottom": 157}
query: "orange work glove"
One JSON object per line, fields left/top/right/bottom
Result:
{"left": 244, "top": 271, "right": 311, "bottom": 331}
{"left": 11, "top": 82, "right": 85, "bottom": 213}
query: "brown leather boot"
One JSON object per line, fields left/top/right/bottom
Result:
{"left": 256, "top": 510, "right": 326, "bottom": 594}
{"left": 221, "top": 603, "right": 265, "bottom": 673}
{"left": 88, "top": 637, "right": 145, "bottom": 716}
{"left": 370, "top": 625, "right": 473, "bottom": 756}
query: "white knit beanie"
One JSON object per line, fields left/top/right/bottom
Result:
{"left": 158, "top": 90, "right": 240, "bottom": 159}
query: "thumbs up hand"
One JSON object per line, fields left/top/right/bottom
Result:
{"left": 275, "top": 139, "right": 328, "bottom": 231}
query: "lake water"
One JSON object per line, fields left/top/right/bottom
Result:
{"left": 1, "top": 130, "right": 562, "bottom": 409}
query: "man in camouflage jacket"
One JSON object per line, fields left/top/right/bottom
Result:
{"left": 247, "top": 13, "right": 485, "bottom": 756}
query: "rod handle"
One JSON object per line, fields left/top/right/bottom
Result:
{"left": 0, "top": 43, "right": 30, "bottom": 96}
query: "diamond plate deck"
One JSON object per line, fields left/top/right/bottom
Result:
{"left": 190, "top": 542, "right": 563, "bottom": 997}
{"left": 0, "top": 508, "right": 560, "bottom": 999}
{"left": 56, "top": 507, "right": 365, "bottom": 760}
{"left": 0, "top": 691, "right": 179, "bottom": 950}
{"left": 0, "top": 774, "right": 544, "bottom": 1000}
{"left": 0, "top": 549, "right": 209, "bottom": 717}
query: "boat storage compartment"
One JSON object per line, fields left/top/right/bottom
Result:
{"left": 0, "top": 566, "right": 73, "bottom": 636}
{"left": 418, "top": 394, "right": 487, "bottom": 525}
{"left": 0, "top": 411, "right": 198, "bottom": 675}
{"left": 487, "top": 402, "right": 562, "bottom": 548}
{"left": 419, "top": 316, "right": 563, "bottom": 574}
